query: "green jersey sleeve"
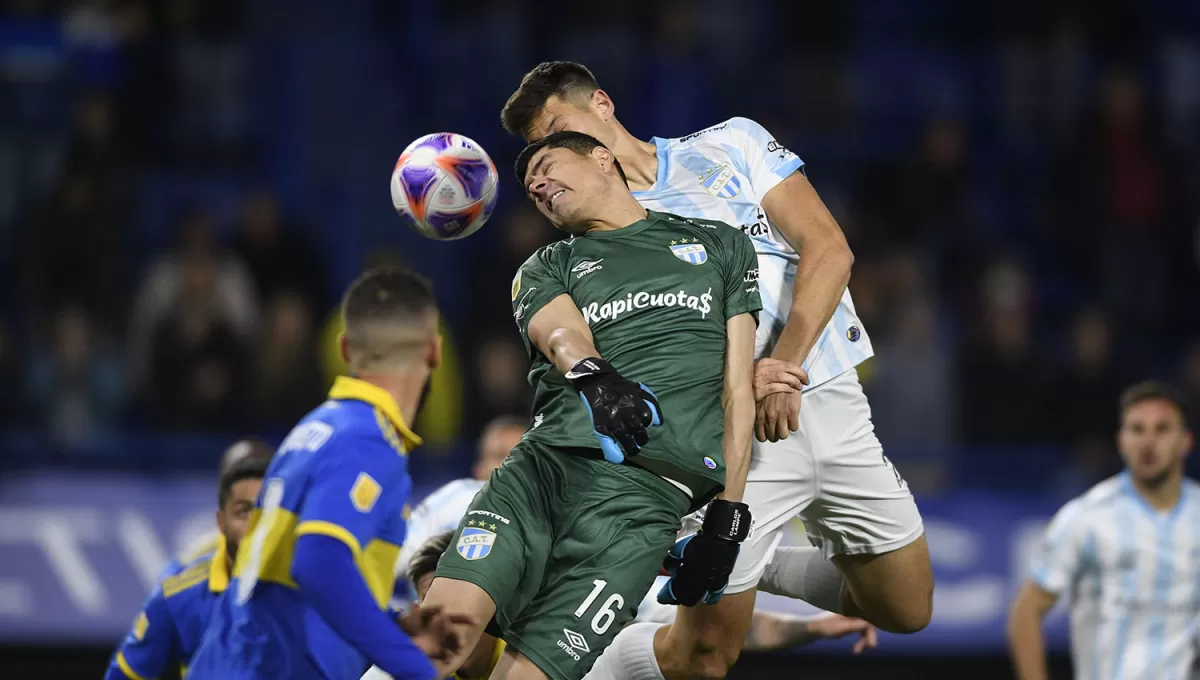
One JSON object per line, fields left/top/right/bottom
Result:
{"left": 719, "top": 228, "right": 762, "bottom": 322}
{"left": 511, "top": 242, "right": 571, "bottom": 355}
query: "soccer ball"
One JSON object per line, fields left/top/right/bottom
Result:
{"left": 390, "top": 132, "right": 499, "bottom": 241}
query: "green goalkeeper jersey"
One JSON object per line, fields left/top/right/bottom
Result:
{"left": 510, "top": 210, "right": 761, "bottom": 506}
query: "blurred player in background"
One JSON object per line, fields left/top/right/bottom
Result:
{"left": 394, "top": 415, "right": 525, "bottom": 588}
{"left": 421, "top": 132, "right": 761, "bottom": 680}
{"left": 107, "top": 456, "right": 267, "bottom": 680}
{"left": 1008, "top": 381, "right": 1198, "bottom": 680}
{"left": 187, "top": 267, "right": 472, "bottom": 680}
{"left": 501, "top": 62, "right": 932, "bottom": 679}
{"left": 160, "top": 438, "right": 275, "bottom": 579}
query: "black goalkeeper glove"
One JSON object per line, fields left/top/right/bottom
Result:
{"left": 565, "top": 357, "right": 662, "bottom": 464}
{"left": 657, "top": 499, "right": 752, "bottom": 606}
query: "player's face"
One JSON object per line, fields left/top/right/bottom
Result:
{"left": 218, "top": 478, "right": 264, "bottom": 561}
{"left": 1117, "top": 399, "right": 1192, "bottom": 486}
{"left": 524, "top": 146, "right": 613, "bottom": 234}
{"left": 472, "top": 424, "right": 523, "bottom": 481}
{"left": 415, "top": 573, "right": 435, "bottom": 601}
{"left": 525, "top": 94, "right": 615, "bottom": 147}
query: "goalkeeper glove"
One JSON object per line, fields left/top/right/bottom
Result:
{"left": 658, "top": 499, "right": 751, "bottom": 606}
{"left": 565, "top": 357, "right": 662, "bottom": 464}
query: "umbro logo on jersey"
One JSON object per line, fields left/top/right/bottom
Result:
{"left": 572, "top": 259, "right": 604, "bottom": 278}
{"left": 563, "top": 629, "right": 589, "bottom": 652}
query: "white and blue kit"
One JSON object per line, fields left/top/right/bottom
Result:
{"left": 1029, "top": 473, "right": 1200, "bottom": 680}
{"left": 394, "top": 477, "right": 485, "bottom": 587}
{"left": 633, "top": 117, "right": 923, "bottom": 591}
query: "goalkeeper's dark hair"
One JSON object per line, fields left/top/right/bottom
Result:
{"left": 341, "top": 266, "right": 437, "bottom": 371}
{"left": 514, "top": 131, "right": 627, "bottom": 188}
{"left": 501, "top": 61, "right": 600, "bottom": 137}
{"left": 407, "top": 530, "right": 455, "bottom": 585}
{"left": 218, "top": 457, "right": 269, "bottom": 507}
{"left": 1119, "top": 381, "right": 1190, "bottom": 429}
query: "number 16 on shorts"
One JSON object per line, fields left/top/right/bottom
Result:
{"left": 558, "top": 580, "right": 623, "bottom": 662}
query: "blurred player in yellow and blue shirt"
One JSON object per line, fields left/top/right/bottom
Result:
{"left": 187, "top": 267, "right": 470, "bottom": 680}
{"left": 106, "top": 456, "right": 268, "bottom": 679}
{"left": 158, "top": 439, "right": 276, "bottom": 581}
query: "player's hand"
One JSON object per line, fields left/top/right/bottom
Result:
{"left": 657, "top": 500, "right": 751, "bottom": 606}
{"left": 806, "top": 614, "right": 878, "bottom": 654}
{"left": 399, "top": 603, "right": 477, "bottom": 663}
{"left": 756, "top": 389, "right": 801, "bottom": 443}
{"left": 753, "top": 358, "right": 809, "bottom": 401}
{"left": 566, "top": 357, "right": 662, "bottom": 464}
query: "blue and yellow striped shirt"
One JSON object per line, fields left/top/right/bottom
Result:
{"left": 187, "top": 377, "right": 422, "bottom": 680}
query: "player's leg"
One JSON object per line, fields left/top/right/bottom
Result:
{"left": 502, "top": 456, "right": 690, "bottom": 680}
{"left": 423, "top": 445, "right": 554, "bottom": 673}
{"left": 640, "top": 432, "right": 821, "bottom": 680}
{"left": 489, "top": 646, "right": 550, "bottom": 680}
{"left": 801, "top": 370, "right": 933, "bottom": 634}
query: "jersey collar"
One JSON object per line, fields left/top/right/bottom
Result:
{"left": 208, "top": 536, "right": 229, "bottom": 594}
{"left": 328, "top": 376, "right": 423, "bottom": 450}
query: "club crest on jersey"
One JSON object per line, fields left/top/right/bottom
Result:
{"left": 670, "top": 243, "right": 708, "bottom": 265}
{"left": 456, "top": 527, "right": 495, "bottom": 560}
{"left": 698, "top": 164, "right": 741, "bottom": 199}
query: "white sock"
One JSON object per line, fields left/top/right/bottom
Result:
{"left": 759, "top": 546, "right": 846, "bottom": 614}
{"left": 583, "top": 622, "right": 666, "bottom": 680}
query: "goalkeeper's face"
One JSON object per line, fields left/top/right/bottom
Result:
{"left": 218, "top": 477, "right": 264, "bottom": 562}
{"left": 524, "top": 145, "right": 621, "bottom": 235}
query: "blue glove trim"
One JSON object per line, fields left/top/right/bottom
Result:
{"left": 577, "top": 392, "right": 625, "bottom": 464}
{"left": 639, "top": 384, "right": 662, "bottom": 426}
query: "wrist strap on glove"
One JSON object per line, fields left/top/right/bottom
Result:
{"left": 565, "top": 357, "right": 615, "bottom": 386}
{"left": 702, "top": 499, "right": 751, "bottom": 543}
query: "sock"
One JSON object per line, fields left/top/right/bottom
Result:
{"left": 759, "top": 546, "right": 846, "bottom": 614}
{"left": 583, "top": 622, "right": 666, "bottom": 680}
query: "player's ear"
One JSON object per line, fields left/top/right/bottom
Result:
{"left": 427, "top": 331, "right": 442, "bottom": 370}
{"left": 338, "top": 333, "right": 350, "bottom": 365}
{"left": 590, "top": 88, "right": 615, "bottom": 122}
{"left": 592, "top": 146, "right": 614, "bottom": 174}
{"left": 215, "top": 508, "right": 225, "bottom": 534}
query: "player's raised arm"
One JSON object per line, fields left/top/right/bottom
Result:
{"left": 1006, "top": 500, "right": 1087, "bottom": 680}
{"left": 729, "top": 118, "right": 854, "bottom": 441}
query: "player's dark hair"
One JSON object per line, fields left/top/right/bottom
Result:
{"left": 514, "top": 131, "right": 627, "bottom": 188}
{"left": 342, "top": 266, "right": 437, "bottom": 368}
{"left": 407, "top": 530, "right": 455, "bottom": 585}
{"left": 1119, "top": 380, "right": 1190, "bottom": 429}
{"left": 218, "top": 457, "right": 269, "bottom": 507}
{"left": 501, "top": 61, "right": 600, "bottom": 137}
{"left": 219, "top": 438, "right": 274, "bottom": 475}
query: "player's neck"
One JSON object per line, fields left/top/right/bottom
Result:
{"left": 353, "top": 370, "right": 427, "bottom": 428}
{"left": 583, "top": 195, "right": 649, "bottom": 233}
{"left": 610, "top": 124, "right": 658, "bottom": 192}
{"left": 1130, "top": 469, "right": 1184, "bottom": 513}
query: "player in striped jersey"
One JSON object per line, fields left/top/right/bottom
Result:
{"left": 1008, "top": 381, "right": 1199, "bottom": 680}
{"left": 501, "top": 62, "right": 931, "bottom": 679}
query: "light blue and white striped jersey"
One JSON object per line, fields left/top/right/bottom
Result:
{"left": 1029, "top": 473, "right": 1200, "bottom": 680}
{"left": 632, "top": 117, "right": 873, "bottom": 389}
{"left": 394, "top": 478, "right": 485, "bottom": 581}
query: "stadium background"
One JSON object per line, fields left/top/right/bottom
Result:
{"left": 1, "top": 0, "right": 1198, "bottom": 677}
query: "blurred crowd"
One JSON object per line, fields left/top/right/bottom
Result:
{"left": 1, "top": 0, "right": 1199, "bottom": 493}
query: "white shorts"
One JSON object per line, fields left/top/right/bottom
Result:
{"left": 683, "top": 368, "right": 924, "bottom": 595}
